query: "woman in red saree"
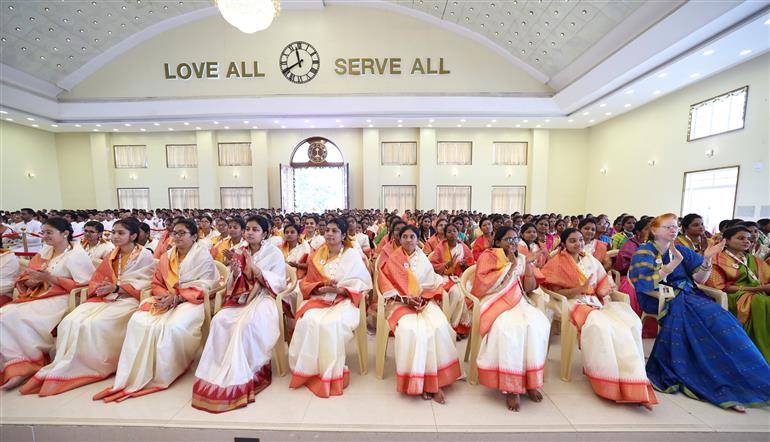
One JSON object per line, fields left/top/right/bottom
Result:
{"left": 471, "top": 217, "right": 494, "bottom": 261}
{"left": 430, "top": 223, "right": 475, "bottom": 335}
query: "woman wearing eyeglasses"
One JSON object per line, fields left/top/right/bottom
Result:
{"left": 94, "top": 219, "right": 219, "bottom": 402}
{"left": 630, "top": 213, "right": 770, "bottom": 411}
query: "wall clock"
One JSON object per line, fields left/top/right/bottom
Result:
{"left": 279, "top": 41, "right": 320, "bottom": 84}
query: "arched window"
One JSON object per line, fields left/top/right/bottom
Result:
{"left": 289, "top": 137, "right": 344, "bottom": 166}
{"left": 281, "top": 137, "right": 349, "bottom": 212}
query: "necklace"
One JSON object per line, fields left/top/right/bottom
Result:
{"left": 724, "top": 249, "right": 757, "bottom": 281}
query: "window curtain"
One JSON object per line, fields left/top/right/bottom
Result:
{"left": 169, "top": 188, "right": 200, "bottom": 209}
{"left": 117, "top": 188, "right": 150, "bottom": 210}
{"left": 218, "top": 143, "right": 252, "bottom": 166}
{"left": 221, "top": 187, "right": 254, "bottom": 209}
{"left": 491, "top": 186, "right": 526, "bottom": 214}
{"left": 437, "top": 186, "right": 471, "bottom": 211}
{"left": 493, "top": 142, "right": 527, "bottom": 165}
{"left": 382, "top": 142, "right": 417, "bottom": 165}
{"left": 437, "top": 142, "right": 472, "bottom": 165}
{"left": 113, "top": 145, "right": 147, "bottom": 168}
{"left": 382, "top": 186, "right": 416, "bottom": 212}
{"left": 689, "top": 87, "right": 747, "bottom": 140}
{"left": 166, "top": 144, "right": 198, "bottom": 168}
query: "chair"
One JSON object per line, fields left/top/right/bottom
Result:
{"left": 273, "top": 266, "right": 298, "bottom": 377}
{"left": 639, "top": 281, "right": 727, "bottom": 334}
{"left": 458, "top": 265, "right": 549, "bottom": 385}
{"left": 10, "top": 274, "right": 84, "bottom": 314}
{"left": 374, "top": 256, "right": 451, "bottom": 380}
{"left": 543, "top": 286, "right": 629, "bottom": 382}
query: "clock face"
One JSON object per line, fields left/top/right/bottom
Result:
{"left": 279, "top": 41, "right": 320, "bottom": 84}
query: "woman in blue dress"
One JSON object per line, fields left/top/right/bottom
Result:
{"left": 629, "top": 213, "right": 770, "bottom": 412}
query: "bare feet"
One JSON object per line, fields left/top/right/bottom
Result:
{"left": 506, "top": 393, "right": 520, "bottom": 411}
{"left": 642, "top": 403, "right": 653, "bottom": 411}
{"left": 1, "top": 375, "right": 28, "bottom": 390}
{"left": 731, "top": 405, "right": 746, "bottom": 413}
{"left": 526, "top": 389, "right": 543, "bottom": 403}
{"left": 421, "top": 392, "right": 432, "bottom": 401}
{"left": 432, "top": 388, "right": 446, "bottom": 404}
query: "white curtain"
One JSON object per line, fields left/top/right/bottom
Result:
{"left": 689, "top": 87, "right": 747, "bottom": 141}
{"left": 437, "top": 186, "right": 471, "bottom": 211}
{"left": 117, "top": 188, "right": 150, "bottom": 210}
{"left": 166, "top": 144, "right": 198, "bottom": 168}
{"left": 113, "top": 145, "right": 147, "bottom": 168}
{"left": 382, "top": 142, "right": 417, "bottom": 165}
{"left": 437, "top": 142, "right": 472, "bottom": 165}
{"left": 169, "top": 188, "right": 200, "bottom": 209}
{"left": 382, "top": 186, "right": 416, "bottom": 212}
{"left": 218, "top": 143, "right": 252, "bottom": 166}
{"left": 221, "top": 187, "right": 254, "bottom": 209}
{"left": 493, "top": 142, "right": 528, "bottom": 165}
{"left": 491, "top": 186, "right": 526, "bottom": 214}
{"left": 682, "top": 167, "right": 739, "bottom": 232}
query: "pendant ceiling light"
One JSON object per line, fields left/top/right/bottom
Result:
{"left": 215, "top": 0, "right": 281, "bottom": 34}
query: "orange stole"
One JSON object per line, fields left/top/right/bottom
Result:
{"left": 471, "top": 236, "right": 491, "bottom": 262}
{"left": 86, "top": 246, "right": 141, "bottom": 301}
{"left": 472, "top": 249, "right": 524, "bottom": 337}
{"left": 378, "top": 247, "right": 442, "bottom": 331}
{"left": 152, "top": 232, "right": 171, "bottom": 259}
{"left": 423, "top": 235, "right": 440, "bottom": 255}
{"left": 12, "top": 254, "right": 76, "bottom": 303}
{"left": 374, "top": 238, "right": 390, "bottom": 257}
{"left": 141, "top": 250, "right": 203, "bottom": 312}
{"left": 295, "top": 245, "right": 362, "bottom": 319}
{"left": 542, "top": 251, "right": 611, "bottom": 330}
{"left": 210, "top": 237, "right": 233, "bottom": 263}
{"left": 592, "top": 240, "right": 608, "bottom": 262}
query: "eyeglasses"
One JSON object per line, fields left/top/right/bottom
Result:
{"left": 502, "top": 237, "right": 517, "bottom": 243}
{"left": 171, "top": 230, "right": 191, "bottom": 237}
{"left": 661, "top": 225, "right": 678, "bottom": 230}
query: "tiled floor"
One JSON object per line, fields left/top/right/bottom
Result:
{"left": 1, "top": 336, "right": 768, "bottom": 441}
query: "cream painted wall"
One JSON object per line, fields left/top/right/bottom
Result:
{"left": 60, "top": 6, "right": 550, "bottom": 99}
{"left": 584, "top": 54, "right": 770, "bottom": 219}
{"left": 55, "top": 133, "right": 96, "bottom": 209}
{"left": 547, "top": 130, "right": 589, "bottom": 214}
{"left": 0, "top": 121, "right": 62, "bottom": 210}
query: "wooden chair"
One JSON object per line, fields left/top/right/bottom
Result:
{"left": 374, "top": 256, "right": 451, "bottom": 379}
{"left": 458, "top": 265, "right": 548, "bottom": 385}
{"left": 273, "top": 266, "right": 298, "bottom": 377}
{"left": 10, "top": 268, "right": 85, "bottom": 314}
{"left": 543, "top": 285, "right": 629, "bottom": 382}
{"left": 639, "top": 281, "right": 727, "bottom": 333}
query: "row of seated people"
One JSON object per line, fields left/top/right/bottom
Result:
{"left": 0, "top": 210, "right": 768, "bottom": 415}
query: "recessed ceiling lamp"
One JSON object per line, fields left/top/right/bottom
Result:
{"left": 216, "top": 0, "right": 280, "bottom": 33}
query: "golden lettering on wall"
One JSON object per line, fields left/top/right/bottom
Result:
{"left": 333, "top": 57, "right": 450, "bottom": 76}
{"left": 163, "top": 61, "right": 265, "bottom": 80}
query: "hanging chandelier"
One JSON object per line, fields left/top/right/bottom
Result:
{"left": 215, "top": 0, "right": 281, "bottom": 34}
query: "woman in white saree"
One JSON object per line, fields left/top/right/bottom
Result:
{"left": 289, "top": 218, "right": 372, "bottom": 398}
{"left": 94, "top": 219, "right": 219, "bottom": 402}
{"left": 193, "top": 215, "right": 287, "bottom": 413}
{"left": 21, "top": 218, "right": 155, "bottom": 396}
{"left": 0, "top": 218, "right": 94, "bottom": 389}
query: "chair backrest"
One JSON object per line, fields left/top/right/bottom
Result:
{"left": 372, "top": 255, "right": 381, "bottom": 297}
{"left": 459, "top": 265, "right": 476, "bottom": 296}
{"left": 285, "top": 265, "right": 297, "bottom": 286}
{"left": 606, "top": 249, "right": 619, "bottom": 259}
{"left": 214, "top": 260, "right": 230, "bottom": 283}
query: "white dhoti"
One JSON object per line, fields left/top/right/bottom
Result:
{"left": 192, "top": 292, "right": 279, "bottom": 412}
{"left": 21, "top": 297, "right": 138, "bottom": 396}
{"left": 94, "top": 300, "right": 203, "bottom": 401}
{"left": 288, "top": 299, "right": 359, "bottom": 397}
{"left": 0, "top": 296, "right": 69, "bottom": 388}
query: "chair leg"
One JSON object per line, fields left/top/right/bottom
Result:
{"left": 467, "top": 322, "right": 481, "bottom": 386}
{"left": 375, "top": 316, "right": 389, "bottom": 380}
{"left": 273, "top": 341, "right": 288, "bottom": 377}
{"left": 544, "top": 319, "right": 558, "bottom": 382}
{"left": 357, "top": 297, "right": 368, "bottom": 375}
{"left": 464, "top": 328, "right": 473, "bottom": 362}
{"left": 560, "top": 320, "right": 576, "bottom": 382}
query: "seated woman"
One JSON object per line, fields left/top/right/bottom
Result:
{"left": 94, "top": 219, "right": 219, "bottom": 402}
{"left": 611, "top": 216, "right": 637, "bottom": 250}
{"left": 0, "top": 248, "right": 20, "bottom": 307}
{"left": 472, "top": 227, "right": 550, "bottom": 411}
{"left": 137, "top": 222, "right": 159, "bottom": 254}
{"left": 675, "top": 213, "right": 713, "bottom": 255}
{"left": 378, "top": 220, "right": 407, "bottom": 264}
{"left": 518, "top": 223, "right": 548, "bottom": 268}
{"left": 197, "top": 215, "right": 220, "bottom": 250}
{"left": 534, "top": 217, "right": 557, "bottom": 252}
{"left": 429, "top": 223, "right": 475, "bottom": 336}
{"left": 378, "top": 225, "right": 461, "bottom": 404}
{"left": 0, "top": 218, "right": 95, "bottom": 389}
{"left": 707, "top": 225, "right": 770, "bottom": 364}
{"left": 417, "top": 215, "right": 435, "bottom": 251}
{"left": 629, "top": 213, "right": 770, "bottom": 411}
{"left": 612, "top": 218, "right": 656, "bottom": 337}
{"left": 81, "top": 221, "right": 115, "bottom": 265}
{"left": 20, "top": 218, "right": 155, "bottom": 396}
{"left": 282, "top": 223, "right": 311, "bottom": 281}
{"left": 288, "top": 218, "right": 372, "bottom": 398}
{"left": 543, "top": 228, "right": 657, "bottom": 409}
{"left": 211, "top": 218, "right": 247, "bottom": 265}
{"left": 578, "top": 218, "right": 611, "bottom": 270}
{"left": 471, "top": 217, "right": 494, "bottom": 262}
{"left": 422, "top": 218, "right": 447, "bottom": 255}
{"left": 152, "top": 218, "right": 174, "bottom": 259}
{"left": 193, "top": 215, "right": 287, "bottom": 413}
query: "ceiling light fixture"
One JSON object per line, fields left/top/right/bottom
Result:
{"left": 216, "top": 0, "right": 281, "bottom": 33}
{"left": 702, "top": 49, "right": 714, "bottom": 56}
{"left": 739, "top": 49, "right": 752, "bottom": 56}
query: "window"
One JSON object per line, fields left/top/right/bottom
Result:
{"left": 437, "top": 186, "right": 471, "bottom": 211}
{"left": 681, "top": 166, "right": 739, "bottom": 232}
{"left": 166, "top": 144, "right": 197, "bottom": 168}
{"left": 491, "top": 186, "right": 526, "bottom": 213}
{"left": 168, "top": 187, "right": 200, "bottom": 209}
{"left": 381, "top": 142, "right": 417, "bottom": 165}
{"left": 437, "top": 142, "right": 472, "bottom": 165}
{"left": 117, "top": 188, "right": 150, "bottom": 210}
{"left": 113, "top": 145, "right": 147, "bottom": 168}
{"left": 687, "top": 86, "right": 748, "bottom": 141}
{"left": 218, "top": 142, "right": 252, "bottom": 166}
{"left": 221, "top": 187, "right": 253, "bottom": 209}
{"left": 382, "top": 186, "right": 416, "bottom": 212}
{"left": 492, "top": 142, "right": 527, "bottom": 165}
